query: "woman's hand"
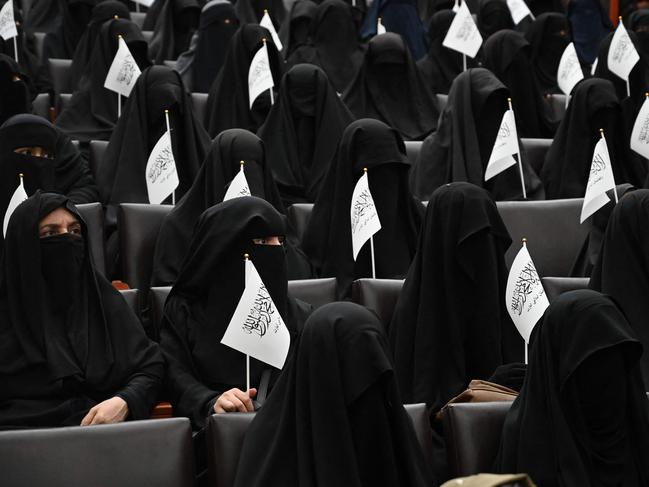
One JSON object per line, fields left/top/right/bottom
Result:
{"left": 214, "top": 388, "right": 257, "bottom": 413}
{"left": 80, "top": 397, "right": 129, "bottom": 426}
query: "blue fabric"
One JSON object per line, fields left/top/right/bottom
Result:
{"left": 568, "top": 0, "right": 612, "bottom": 64}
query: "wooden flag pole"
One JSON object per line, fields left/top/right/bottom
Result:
{"left": 600, "top": 128, "right": 618, "bottom": 203}
{"left": 164, "top": 109, "right": 175, "bottom": 205}
{"left": 463, "top": 53, "right": 467, "bottom": 72}
{"left": 522, "top": 237, "right": 529, "bottom": 365}
{"left": 364, "top": 167, "right": 377, "bottom": 279}
{"left": 509, "top": 98, "right": 526, "bottom": 199}
{"left": 243, "top": 253, "right": 251, "bottom": 392}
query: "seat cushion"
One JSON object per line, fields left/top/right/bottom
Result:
{"left": 286, "top": 203, "right": 313, "bottom": 244}
{"left": 541, "top": 276, "right": 589, "bottom": 303}
{"left": 351, "top": 278, "right": 404, "bottom": 331}
{"left": 206, "top": 412, "right": 256, "bottom": 487}
{"left": 287, "top": 278, "right": 336, "bottom": 308}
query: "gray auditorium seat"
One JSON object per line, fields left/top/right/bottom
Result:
{"left": 89, "top": 140, "right": 109, "bottom": 180}
{"left": 131, "top": 11, "right": 146, "bottom": 28}
{"left": 77, "top": 202, "right": 106, "bottom": 276}
{"left": 496, "top": 198, "right": 590, "bottom": 277}
{"left": 191, "top": 92, "right": 208, "bottom": 124}
{"left": 48, "top": 58, "right": 73, "bottom": 95}
{"left": 119, "top": 288, "right": 139, "bottom": 314}
{"left": 545, "top": 93, "right": 567, "bottom": 122}
{"left": 351, "top": 278, "right": 404, "bottom": 331}
{"left": 404, "top": 140, "right": 421, "bottom": 165}
{"left": 541, "top": 276, "right": 590, "bottom": 303}
{"left": 163, "top": 60, "right": 178, "bottom": 70}
{"left": 57, "top": 93, "right": 73, "bottom": 114}
{"left": 436, "top": 93, "right": 448, "bottom": 111}
{"left": 286, "top": 203, "right": 313, "bottom": 244}
{"left": 142, "top": 31, "right": 154, "bottom": 43}
{"left": 32, "top": 93, "right": 52, "bottom": 121}
{"left": 288, "top": 278, "right": 337, "bottom": 308}
{"left": 520, "top": 138, "right": 552, "bottom": 175}
{"left": 0, "top": 418, "right": 195, "bottom": 487}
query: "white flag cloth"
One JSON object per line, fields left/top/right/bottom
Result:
{"left": 580, "top": 137, "right": 617, "bottom": 223}
{"left": 350, "top": 172, "right": 381, "bottom": 261}
{"left": 248, "top": 42, "right": 274, "bottom": 109}
{"left": 0, "top": 0, "right": 17, "bottom": 40}
{"left": 485, "top": 109, "right": 520, "bottom": 180}
{"left": 221, "top": 259, "right": 291, "bottom": 369}
{"left": 506, "top": 0, "right": 532, "bottom": 24}
{"left": 223, "top": 166, "right": 252, "bottom": 201}
{"left": 145, "top": 131, "right": 179, "bottom": 204}
{"left": 506, "top": 244, "right": 549, "bottom": 343}
{"left": 259, "top": 11, "right": 283, "bottom": 52}
{"left": 557, "top": 42, "right": 584, "bottom": 96}
{"left": 3, "top": 177, "right": 27, "bottom": 237}
{"left": 630, "top": 96, "right": 649, "bottom": 159}
{"left": 104, "top": 37, "right": 142, "bottom": 97}
{"left": 607, "top": 21, "right": 639, "bottom": 81}
{"left": 131, "top": 0, "right": 154, "bottom": 6}
{"left": 442, "top": 2, "right": 483, "bottom": 58}
{"left": 377, "top": 18, "right": 387, "bottom": 34}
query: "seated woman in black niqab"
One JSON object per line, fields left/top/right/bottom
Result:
{"left": 145, "top": 0, "right": 201, "bottom": 64}
{"left": 302, "top": 119, "right": 422, "bottom": 299}
{"left": 277, "top": 0, "right": 317, "bottom": 61}
{"left": 233, "top": 302, "right": 435, "bottom": 487}
{"left": 495, "top": 290, "right": 649, "bottom": 486}
{"left": 524, "top": 13, "right": 570, "bottom": 95}
{"left": 477, "top": 0, "right": 515, "bottom": 39}
{"left": 42, "top": 0, "right": 99, "bottom": 61}
{"left": 0, "top": 54, "right": 34, "bottom": 126}
{"left": 0, "top": 192, "right": 164, "bottom": 429}
{"left": 160, "top": 196, "right": 312, "bottom": 429}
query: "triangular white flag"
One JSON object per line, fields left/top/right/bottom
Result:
{"left": 452, "top": 0, "right": 460, "bottom": 12}
{"left": 3, "top": 174, "right": 27, "bottom": 237}
{"left": 506, "top": 243, "right": 549, "bottom": 344}
{"left": 350, "top": 171, "right": 381, "bottom": 261}
{"left": 630, "top": 95, "right": 649, "bottom": 159}
{"left": 485, "top": 109, "right": 520, "bottom": 180}
{"left": 580, "top": 136, "right": 617, "bottom": 223}
{"left": 259, "top": 11, "right": 283, "bottom": 52}
{"left": 0, "top": 1, "right": 17, "bottom": 40}
{"left": 145, "top": 131, "right": 179, "bottom": 204}
{"left": 377, "top": 17, "right": 387, "bottom": 35}
{"left": 248, "top": 41, "right": 274, "bottom": 109}
{"left": 506, "top": 0, "right": 532, "bottom": 24}
{"left": 223, "top": 164, "right": 252, "bottom": 201}
{"left": 557, "top": 42, "right": 584, "bottom": 96}
{"left": 608, "top": 21, "right": 639, "bottom": 81}
{"left": 442, "top": 2, "right": 482, "bottom": 58}
{"left": 221, "top": 259, "right": 291, "bottom": 369}
{"left": 131, "top": 0, "right": 154, "bottom": 6}
{"left": 104, "top": 36, "right": 142, "bottom": 97}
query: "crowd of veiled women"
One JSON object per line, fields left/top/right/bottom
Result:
{"left": 2, "top": 0, "right": 649, "bottom": 485}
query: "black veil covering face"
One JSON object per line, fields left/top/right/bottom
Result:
{"left": 277, "top": 0, "right": 317, "bottom": 61}
{"left": 629, "top": 9, "right": 649, "bottom": 55}
{"left": 302, "top": 119, "right": 422, "bottom": 299}
{"left": 524, "top": 13, "right": 570, "bottom": 94}
{"left": 390, "top": 182, "right": 521, "bottom": 413}
{"left": 286, "top": 0, "right": 365, "bottom": 94}
{"left": 477, "top": 0, "right": 515, "bottom": 39}
{"left": 42, "top": 0, "right": 100, "bottom": 60}
{"left": 147, "top": 0, "right": 201, "bottom": 65}
{"left": 590, "top": 190, "right": 649, "bottom": 388}
{"left": 159, "top": 197, "right": 311, "bottom": 429}
{"left": 482, "top": 30, "right": 557, "bottom": 138}
{"left": 233, "top": 302, "right": 435, "bottom": 487}
{"left": 0, "top": 192, "right": 164, "bottom": 428}
{"left": 342, "top": 33, "right": 439, "bottom": 141}
{"left": 55, "top": 18, "right": 151, "bottom": 142}
{"left": 204, "top": 24, "right": 283, "bottom": 137}
{"left": 495, "top": 290, "right": 649, "bottom": 486}
{"left": 257, "top": 64, "right": 354, "bottom": 206}
{"left": 151, "top": 129, "right": 285, "bottom": 287}
{"left": 234, "top": 0, "right": 287, "bottom": 27}
{"left": 0, "top": 54, "right": 33, "bottom": 125}
{"left": 410, "top": 68, "right": 543, "bottom": 201}
{"left": 541, "top": 78, "right": 647, "bottom": 199}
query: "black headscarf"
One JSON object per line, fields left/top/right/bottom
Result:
{"left": 159, "top": 196, "right": 311, "bottom": 429}
{"left": 302, "top": 119, "right": 422, "bottom": 299}
{"left": 343, "top": 33, "right": 439, "bottom": 141}
{"left": 629, "top": 9, "right": 649, "bottom": 57}
{"left": 277, "top": 0, "right": 317, "bottom": 60}
{"left": 234, "top": 301, "right": 435, "bottom": 487}
{"left": 286, "top": 0, "right": 365, "bottom": 94}
{"left": 257, "top": 64, "right": 354, "bottom": 206}
{"left": 0, "top": 54, "right": 32, "bottom": 126}
{"left": 477, "top": 0, "right": 515, "bottom": 39}
{"left": 524, "top": 13, "right": 570, "bottom": 94}
{"left": 151, "top": 129, "right": 284, "bottom": 287}
{"left": 147, "top": 0, "right": 201, "bottom": 64}
{"left": 23, "top": 0, "right": 61, "bottom": 33}
{"left": 234, "top": 0, "right": 287, "bottom": 26}
{"left": 0, "top": 192, "right": 164, "bottom": 428}
{"left": 390, "top": 182, "right": 521, "bottom": 414}
{"left": 55, "top": 18, "right": 151, "bottom": 142}
{"left": 42, "top": 0, "right": 100, "bottom": 60}
{"left": 495, "top": 290, "right": 649, "bottom": 486}
{"left": 482, "top": 29, "right": 557, "bottom": 138}
{"left": 541, "top": 78, "right": 647, "bottom": 199}
{"left": 410, "top": 68, "right": 543, "bottom": 201}
{"left": 204, "top": 24, "right": 283, "bottom": 137}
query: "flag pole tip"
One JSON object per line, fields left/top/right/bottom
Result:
{"left": 619, "top": 15, "right": 623, "bottom": 20}
{"left": 521, "top": 237, "right": 528, "bottom": 244}
{"left": 165, "top": 109, "right": 169, "bottom": 114}
{"left": 599, "top": 128, "right": 604, "bottom": 134}
{"left": 507, "top": 97, "right": 512, "bottom": 102}
{"left": 363, "top": 167, "right": 368, "bottom": 173}
{"left": 117, "top": 34, "right": 122, "bottom": 38}
{"left": 114, "top": 15, "right": 119, "bottom": 19}
{"left": 18, "top": 173, "right": 23, "bottom": 178}
{"left": 645, "top": 92, "right": 649, "bottom": 98}
{"left": 244, "top": 253, "right": 249, "bottom": 260}
{"left": 262, "top": 37, "right": 267, "bottom": 43}
{"left": 264, "top": 8, "right": 268, "bottom": 13}
{"left": 240, "top": 160, "right": 245, "bottom": 166}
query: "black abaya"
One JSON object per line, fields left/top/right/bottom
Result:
{"left": 146, "top": 0, "right": 201, "bottom": 64}
{"left": 42, "top": 0, "right": 99, "bottom": 61}
{"left": 0, "top": 54, "right": 33, "bottom": 126}
{"left": 477, "top": 0, "right": 515, "bottom": 39}
{"left": 277, "top": 0, "right": 317, "bottom": 60}
{"left": 524, "top": 13, "right": 570, "bottom": 94}
{"left": 234, "top": 0, "right": 286, "bottom": 27}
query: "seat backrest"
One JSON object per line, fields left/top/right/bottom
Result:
{"left": 48, "top": 58, "right": 73, "bottom": 96}
{"left": 150, "top": 286, "right": 172, "bottom": 334}
{"left": 436, "top": 93, "right": 448, "bottom": 111}
{"left": 520, "top": 138, "right": 552, "bottom": 175}
{"left": 404, "top": 403, "right": 434, "bottom": 466}
{"left": 119, "top": 203, "right": 173, "bottom": 290}
{"left": 119, "top": 288, "right": 139, "bottom": 314}
{"left": 404, "top": 141, "right": 422, "bottom": 165}
{"left": 163, "top": 60, "right": 178, "bottom": 70}
{"left": 496, "top": 199, "right": 590, "bottom": 277}
{"left": 541, "top": 276, "right": 589, "bottom": 303}
{"left": 142, "top": 31, "right": 154, "bottom": 43}
{"left": 131, "top": 11, "right": 146, "bottom": 28}
{"left": 442, "top": 402, "right": 511, "bottom": 478}
{"left": 351, "top": 278, "right": 404, "bottom": 331}
{"left": 287, "top": 278, "right": 336, "bottom": 308}
{"left": 545, "top": 93, "right": 567, "bottom": 122}
{"left": 286, "top": 203, "right": 314, "bottom": 244}
{"left": 206, "top": 412, "right": 256, "bottom": 487}
{"left": 0, "top": 418, "right": 194, "bottom": 487}
{"left": 57, "top": 93, "right": 73, "bottom": 115}
{"left": 77, "top": 202, "right": 106, "bottom": 276}
{"left": 32, "top": 93, "right": 52, "bottom": 121}
{"left": 89, "top": 140, "right": 109, "bottom": 180}
{"left": 191, "top": 92, "right": 208, "bottom": 125}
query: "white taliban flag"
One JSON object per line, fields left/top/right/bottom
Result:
{"left": 350, "top": 171, "right": 381, "bottom": 261}
{"left": 221, "top": 259, "right": 291, "bottom": 369}
{"left": 580, "top": 136, "right": 617, "bottom": 223}
{"left": 506, "top": 0, "right": 532, "bottom": 24}
{"left": 506, "top": 243, "right": 549, "bottom": 344}
{"left": 607, "top": 21, "right": 639, "bottom": 82}
{"left": 377, "top": 18, "right": 387, "bottom": 34}
{"left": 630, "top": 95, "right": 649, "bottom": 159}
{"left": 131, "top": 0, "right": 154, "bottom": 6}
{"left": 260, "top": 11, "right": 283, "bottom": 52}
{"left": 557, "top": 42, "right": 584, "bottom": 96}
{"left": 3, "top": 174, "right": 27, "bottom": 237}
{"left": 223, "top": 165, "right": 251, "bottom": 201}
{"left": 145, "top": 131, "right": 179, "bottom": 204}
{"left": 104, "top": 36, "right": 141, "bottom": 97}
{"left": 442, "top": 2, "right": 483, "bottom": 58}
{"left": 0, "top": 1, "right": 17, "bottom": 40}
{"left": 485, "top": 109, "right": 520, "bottom": 180}
{"left": 248, "top": 42, "right": 274, "bottom": 109}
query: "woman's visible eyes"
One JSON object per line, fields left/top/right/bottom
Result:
{"left": 69, "top": 227, "right": 82, "bottom": 236}
{"left": 39, "top": 230, "right": 56, "bottom": 238}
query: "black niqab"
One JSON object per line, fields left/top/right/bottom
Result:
{"left": 42, "top": 0, "right": 99, "bottom": 60}
{"left": 277, "top": 0, "right": 317, "bottom": 60}
{"left": 524, "top": 13, "right": 570, "bottom": 94}
{"left": 24, "top": 0, "right": 61, "bottom": 33}
{"left": 0, "top": 54, "right": 32, "bottom": 126}
{"left": 234, "top": 0, "right": 286, "bottom": 26}
{"left": 147, "top": 0, "right": 201, "bottom": 64}
{"left": 477, "top": 0, "right": 515, "bottom": 39}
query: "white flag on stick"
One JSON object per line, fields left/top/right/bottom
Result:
{"left": 608, "top": 20, "right": 639, "bottom": 82}
{"left": 104, "top": 36, "right": 141, "bottom": 97}
{"left": 131, "top": 0, "right": 154, "bottom": 6}
{"left": 630, "top": 93, "right": 649, "bottom": 159}
{"left": 259, "top": 10, "right": 283, "bottom": 52}
{"left": 3, "top": 173, "right": 27, "bottom": 237}
{"left": 221, "top": 258, "right": 291, "bottom": 370}
{"left": 145, "top": 131, "right": 179, "bottom": 204}
{"left": 442, "top": 2, "right": 483, "bottom": 59}
{"left": 506, "top": 241, "right": 549, "bottom": 344}
{"left": 485, "top": 108, "right": 520, "bottom": 180}
{"left": 506, "top": 0, "right": 533, "bottom": 24}
{"left": 248, "top": 40, "right": 275, "bottom": 109}
{"left": 0, "top": 1, "right": 17, "bottom": 40}
{"left": 223, "top": 163, "right": 252, "bottom": 201}
{"left": 350, "top": 170, "right": 381, "bottom": 261}
{"left": 377, "top": 17, "right": 387, "bottom": 34}
{"left": 557, "top": 42, "right": 584, "bottom": 96}
{"left": 580, "top": 133, "right": 617, "bottom": 223}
